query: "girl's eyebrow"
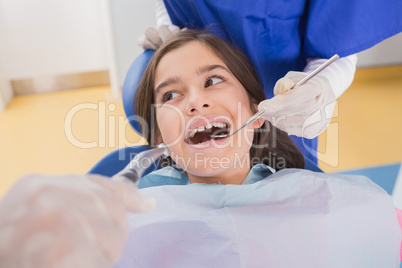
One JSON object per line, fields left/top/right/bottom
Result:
{"left": 155, "top": 76, "right": 181, "bottom": 95}
{"left": 154, "top": 64, "right": 229, "bottom": 95}
{"left": 196, "top": 64, "right": 230, "bottom": 75}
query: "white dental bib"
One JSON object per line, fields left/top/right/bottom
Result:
{"left": 116, "top": 169, "right": 400, "bottom": 267}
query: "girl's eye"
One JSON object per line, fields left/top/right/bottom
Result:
{"left": 205, "top": 76, "right": 225, "bottom": 87}
{"left": 162, "top": 91, "right": 180, "bottom": 102}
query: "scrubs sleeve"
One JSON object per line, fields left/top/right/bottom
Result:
{"left": 305, "top": 0, "right": 402, "bottom": 58}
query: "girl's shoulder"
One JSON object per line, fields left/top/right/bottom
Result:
{"left": 138, "top": 166, "right": 189, "bottom": 189}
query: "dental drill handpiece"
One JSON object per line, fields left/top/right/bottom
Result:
{"left": 112, "top": 144, "right": 170, "bottom": 185}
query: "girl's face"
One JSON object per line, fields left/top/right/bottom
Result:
{"left": 154, "top": 41, "right": 263, "bottom": 184}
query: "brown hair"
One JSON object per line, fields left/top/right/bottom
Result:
{"left": 135, "top": 29, "right": 304, "bottom": 170}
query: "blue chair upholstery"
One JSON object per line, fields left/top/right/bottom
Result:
{"left": 122, "top": 50, "right": 155, "bottom": 133}
{"left": 88, "top": 145, "right": 156, "bottom": 177}
{"left": 89, "top": 51, "right": 323, "bottom": 177}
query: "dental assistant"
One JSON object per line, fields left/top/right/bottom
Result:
{"left": 139, "top": 0, "right": 402, "bottom": 164}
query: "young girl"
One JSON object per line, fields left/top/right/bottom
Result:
{"left": 135, "top": 29, "right": 304, "bottom": 187}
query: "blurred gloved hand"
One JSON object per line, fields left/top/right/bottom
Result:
{"left": 137, "top": 24, "right": 182, "bottom": 50}
{"left": 0, "top": 174, "right": 155, "bottom": 268}
{"left": 258, "top": 71, "right": 337, "bottom": 139}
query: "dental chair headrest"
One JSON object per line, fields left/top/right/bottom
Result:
{"left": 122, "top": 50, "right": 155, "bottom": 134}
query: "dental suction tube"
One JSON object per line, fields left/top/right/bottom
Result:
{"left": 112, "top": 144, "right": 170, "bottom": 184}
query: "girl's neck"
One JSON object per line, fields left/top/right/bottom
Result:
{"left": 187, "top": 156, "right": 251, "bottom": 185}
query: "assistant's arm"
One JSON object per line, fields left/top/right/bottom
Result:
{"left": 155, "top": 0, "right": 357, "bottom": 101}
{"left": 155, "top": 0, "right": 172, "bottom": 26}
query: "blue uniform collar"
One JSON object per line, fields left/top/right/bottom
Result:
{"left": 138, "top": 164, "right": 275, "bottom": 189}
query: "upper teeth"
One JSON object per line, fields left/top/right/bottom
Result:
{"left": 188, "top": 122, "right": 227, "bottom": 138}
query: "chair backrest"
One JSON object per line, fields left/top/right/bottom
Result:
{"left": 88, "top": 145, "right": 156, "bottom": 177}
{"left": 122, "top": 50, "right": 155, "bottom": 133}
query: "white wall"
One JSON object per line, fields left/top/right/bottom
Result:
{"left": 0, "top": 1, "right": 13, "bottom": 110}
{"left": 357, "top": 32, "right": 402, "bottom": 68}
{"left": 0, "top": 68, "right": 13, "bottom": 111}
{"left": 0, "top": 0, "right": 109, "bottom": 80}
{"left": 109, "top": 0, "right": 156, "bottom": 86}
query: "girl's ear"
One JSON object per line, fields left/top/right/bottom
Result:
{"left": 251, "top": 103, "right": 265, "bottom": 129}
{"left": 252, "top": 117, "right": 265, "bottom": 129}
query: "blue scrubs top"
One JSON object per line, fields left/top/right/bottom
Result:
{"left": 162, "top": 0, "right": 402, "bottom": 164}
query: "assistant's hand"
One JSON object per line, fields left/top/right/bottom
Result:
{"left": 258, "top": 71, "right": 337, "bottom": 139}
{"left": 0, "top": 174, "right": 155, "bottom": 268}
{"left": 137, "top": 24, "right": 182, "bottom": 50}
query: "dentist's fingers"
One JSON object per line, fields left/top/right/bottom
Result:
{"left": 90, "top": 175, "right": 156, "bottom": 213}
{"left": 258, "top": 71, "right": 336, "bottom": 138}
{"left": 138, "top": 25, "right": 183, "bottom": 50}
{"left": 0, "top": 174, "right": 155, "bottom": 268}
{"left": 273, "top": 76, "right": 295, "bottom": 95}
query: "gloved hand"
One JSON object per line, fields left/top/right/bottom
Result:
{"left": 0, "top": 174, "right": 155, "bottom": 268}
{"left": 137, "top": 24, "right": 182, "bottom": 50}
{"left": 258, "top": 71, "right": 337, "bottom": 139}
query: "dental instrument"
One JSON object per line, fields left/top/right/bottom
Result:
{"left": 211, "top": 54, "right": 339, "bottom": 139}
{"left": 112, "top": 143, "right": 170, "bottom": 184}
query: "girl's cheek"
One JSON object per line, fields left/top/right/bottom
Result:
{"left": 238, "top": 103, "right": 255, "bottom": 122}
{"left": 156, "top": 107, "right": 186, "bottom": 145}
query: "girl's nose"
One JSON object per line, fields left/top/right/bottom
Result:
{"left": 190, "top": 103, "right": 209, "bottom": 113}
{"left": 185, "top": 93, "right": 213, "bottom": 115}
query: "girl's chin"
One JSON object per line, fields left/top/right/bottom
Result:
{"left": 174, "top": 158, "right": 233, "bottom": 175}
{"left": 185, "top": 166, "right": 231, "bottom": 180}
{"left": 181, "top": 154, "right": 247, "bottom": 177}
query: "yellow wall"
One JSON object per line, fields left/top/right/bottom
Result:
{"left": 318, "top": 66, "right": 402, "bottom": 171}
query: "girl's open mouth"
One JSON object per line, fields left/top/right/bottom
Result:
{"left": 186, "top": 122, "right": 230, "bottom": 145}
